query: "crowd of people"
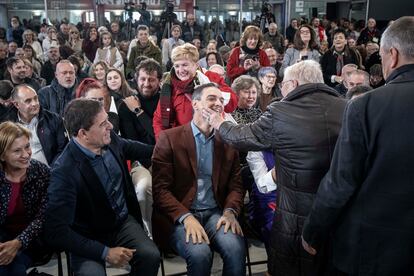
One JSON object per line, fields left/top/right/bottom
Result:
{"left": 0, "top": 9, "right": 413, "bottom": 276}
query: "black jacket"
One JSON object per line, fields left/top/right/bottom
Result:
{"left": 38, "top": 79, "right": 77, "bottom": 117}
{"left": 40, "top": 60, "right": 58, "bottom": 85}
{"left": 118, "top": 92, "right": 158, "bottom": 146}
{"left": 218, "top": 83, "right": 346, "bottom": 276}
{"left": 303, "top": 64, "right": 414, "bottom": 275}
{"left": 357, "top": 27, "right": 381, "bottom": 45}
{"left": 181, "top": 23, "right": 204, "bottom": 44}
{"left": 7, "top": 107, "right": 68, "bottom": 165}
{"left": 320, "top": 47, "right": 361, "bottom": 87}
{"left": 44, "top": 133, "right": 154, "bottom": 261}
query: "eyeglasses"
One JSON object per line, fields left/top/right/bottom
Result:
{"left": 71, "top": 31, "right": 79, "bottom": 34}
{"left": 281, "top": 79, "right": 294, "bottom": 87}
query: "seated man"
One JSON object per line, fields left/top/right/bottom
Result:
{"left": 38, "top": 60, "right": 77, "bottom": 117}
{"left": 152, "top": 83, "right": 246, "bottom": 276}
{"left": 44, "top": 98, "right": 160, "bottom": 275}
{"left": 8, "top": 84, "right": 67, "bottom": 165}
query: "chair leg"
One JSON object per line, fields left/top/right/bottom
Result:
{"left": 244, "top": 238, "right": 252, "bottom": 276}
{"left": 160, "top": 252, "right": 166, "bottom": 276}
{"left": 57, "top": 252, "right": 63, "bottom": 276}
{"left": 65, "top": 251, "right": 72, "bottom": 276}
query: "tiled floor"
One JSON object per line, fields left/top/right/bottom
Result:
{"left": 31, "top": 239, "right": 268, "bottom": 276}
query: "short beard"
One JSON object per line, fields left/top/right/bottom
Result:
{"left": 60, "top": 81, "right": 75, "bottom": 89}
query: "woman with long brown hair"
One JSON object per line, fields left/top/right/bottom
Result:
{"left": 280, "top": 24, "right": 320, "bottom": 77}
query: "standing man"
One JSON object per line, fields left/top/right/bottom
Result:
{"left": 38, "top": 60, "right": 77, "bottom": 117}
{"left": 110, "top": 21, "right": 127, "bottom": 44}
{"left": 152, "top": 83, "right": 246, "bottom": 276}
{"left": 44, "top": 98, "right": 160, "bottom": 275}
{"left": 9, "top": 84, "right": 67, "bottom": 165}
{"left": 41, "top": 43, "right": 61, "bottom": 85}
{"left": 205, "top": 60, "right": 346, "bottom": 276}
{"left": 263, "top": 23, "right": 284, "bottom": 54}
{"left": 357, "top": 18, "right": 382, "bottom": 46}
{"left": 302, "top": 16, "right": 414, "bottom": 276}
{"left": 181, "top": 14, "right": 204, "bottom": 45}
{"left": 126, "top": 25, "right": 162, "bottom": 78}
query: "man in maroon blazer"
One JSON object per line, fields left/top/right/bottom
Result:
{"left": 152, "top": 83, "right": 246, "bottom": 276}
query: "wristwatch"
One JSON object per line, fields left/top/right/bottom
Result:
{"left": 134, "top": 107, "right": 143, "bottom": 116}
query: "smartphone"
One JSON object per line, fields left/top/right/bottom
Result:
{"left": 301, "top": 55, "right": 308, "bottom": 60}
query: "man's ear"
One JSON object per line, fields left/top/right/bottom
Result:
{"left": 389, "top": 47, "right": 399, "bottom": 70}
{"left": 192, "top": 99, "right": 198, "bottom": 110}
{"left": 77, "top": 128, "right": 87, "bottom": 139}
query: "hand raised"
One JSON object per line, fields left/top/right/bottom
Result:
{"left": 123, "top": 95, "right": 141, "bottom": 112}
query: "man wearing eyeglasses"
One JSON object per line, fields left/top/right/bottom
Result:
{"left": 205, "top": 60, "right": 346, "bottom": 275}
{"left": 38, "top": 59, "right": 77, "bottom": 117}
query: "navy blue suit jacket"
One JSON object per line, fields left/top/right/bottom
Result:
{"left": 44, "top": 133, "right": 153, "bottom": 261}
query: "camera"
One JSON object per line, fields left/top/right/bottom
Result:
{"left": 245, "top": 54, "right": 259, "bottom": 61}
{"left": 301, "top": 55, "right": 308, "bottom": 60}
{"left": 124, "top": 1, "right": 136, "bottom": 19}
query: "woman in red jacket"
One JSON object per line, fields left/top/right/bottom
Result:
{"left": 153, "top": 43, "right": 238, "bottom": 139}
{"left": 227, "top": 25, "right": 270, "bottom": 83}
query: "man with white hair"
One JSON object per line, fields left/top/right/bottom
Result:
{"left": 334, "top": 63, "right": 358, "bottom": 96}
{"left": 302, "top": 16, "right": 414, "bottom": 275}
{"left": 38, "top": 60, "right": 77, "bottom": 117}
{"left": 263, "top": 23, "right": 284, "bottom": 54}
{"left": 345, "top": 69, "right": 370, "bottom": 91}
{"left": 205, "top": 60, "right": 346, "bottom": 275}
{"left": 357, "top": 17, "right": 382, "bottom": 46}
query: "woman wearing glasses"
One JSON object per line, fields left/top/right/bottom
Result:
{"left": 280, "top": 24, "right": 320, "bottom": 77}
{"left": 67, "top": 26, "right": 83, "bottom": 56}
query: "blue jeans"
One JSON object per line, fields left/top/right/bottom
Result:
{"left": 170, "top": 208, "right": 246, "bottom": 276}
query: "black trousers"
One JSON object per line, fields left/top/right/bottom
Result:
{"left": 71, "top": 215, "right": 160, "bottom": 276}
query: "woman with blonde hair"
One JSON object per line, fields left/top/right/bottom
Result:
{"left": 0, "top": 122, "right": 51, "bottom": 275}
{"left": 22, "top": 29, "right": 43, "bottom": 62}
{"left": 227, "top": 25, "right": 270, "bottom": 82}
{"left": 153, "top": 43, "right": 238, "bottom": 138}
{"left": 66, "top": 26, "right": 83, "bottom": 56}
{"left": 90, "top": 61, "right": 109, "bottom": 83}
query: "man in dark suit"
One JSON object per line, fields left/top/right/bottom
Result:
{"left": 302, "top": 16, "right": 414, "bottom": 275}
{"left": 44, "top": 98, "right": 160, "bottom": 275}
{"left": 152, "top": 83, "right": 246, "bottom": 276}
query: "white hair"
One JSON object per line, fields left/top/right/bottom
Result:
{"left": 284, "top": 60, "right": 324, "bottom": 85}
{"left": 381, "top": 16, "right": 414, "bottom": 60}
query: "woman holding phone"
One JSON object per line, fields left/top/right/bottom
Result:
{"left": 280, "top": 24, "right": 320, "bottom": 77}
